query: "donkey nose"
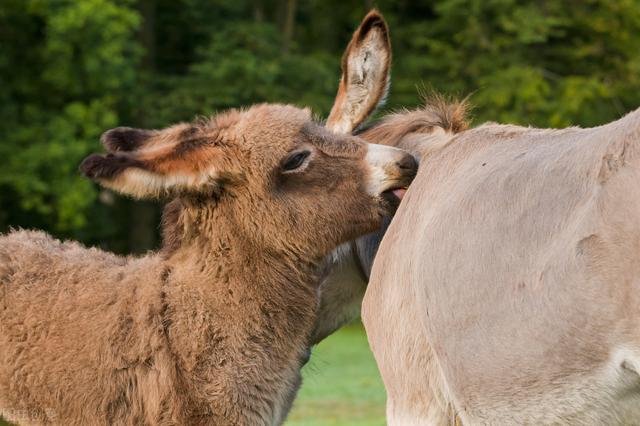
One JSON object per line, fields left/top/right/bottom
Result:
{"left": 396, "top": 154, "right": 418, "bottom": 174}
{"left": 364, "top": 143, "right": 418, "bottom": 197}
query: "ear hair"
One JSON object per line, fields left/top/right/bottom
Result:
{"left": 326, "top": 10, "right": 391, "bottom": 134}
{"left": 79, "top": 153, "right": 143, "bottom": 180}
{"left": 81, "top": 124, "right": 226, "bottom": 199}
{"left": 80, "top": 151, "right": 221, "bottom": 199}
{"left": 79, "top": 152, "right": 165, "bottom": 199}
{"left": 101, "top": 127, "right": 154, "bottom": 152}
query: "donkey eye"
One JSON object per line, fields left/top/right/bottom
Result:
{"left": 282, "top": 151, "right": 310, "bottom": 172}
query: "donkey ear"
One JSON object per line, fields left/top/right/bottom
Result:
{"left": 101, "top": 127, "right": 155, "bottom": 152}
{"left": 326, "top": 10, "right": 391, "bottom": 134}
{"left": 80, "top": 125, "right": 224, "bottom": 199}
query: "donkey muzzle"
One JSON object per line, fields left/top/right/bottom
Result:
{"left": 364, "top": 144, "right": 418, "bottom": 200}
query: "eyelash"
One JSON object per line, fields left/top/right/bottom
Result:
{"left": 282, "top": 151, "right": 311, "bottom": 172}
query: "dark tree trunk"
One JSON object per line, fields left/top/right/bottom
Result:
{"left": 254, "top": 0, "right": 264, "bottom": 22}
{"left": 282, "top": 0, "right": 296, "bottom": 53}
{"left": 128, "top": 200, "right": 158, "bottom": 253}
{"left": 140, "top": 0, "right": 156, "bottom": 69}
{"left": 129, "top": 0, "right": 159, "bottom": 253}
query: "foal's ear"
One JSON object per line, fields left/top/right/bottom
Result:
{"left": 80, "top": 125, "right": 226, "bottom": 199}
{"left": 326, "top": 10, "right": 391, "bottom": 134}
{"left": 101, "top": 127, "right": 155, "bottom": 152}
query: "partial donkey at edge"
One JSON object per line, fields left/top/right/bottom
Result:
{"left": 0, "top": 103, "right": 416, "bottom": 424}
{"left": 318, "top": 10, "right": 640, "bottom": 426}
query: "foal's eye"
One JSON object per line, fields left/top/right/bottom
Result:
{"left": 281, "top": 151, "right": 310, "bottom": 172}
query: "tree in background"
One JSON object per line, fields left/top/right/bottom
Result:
{"left": 1, "top": 0, "right": 640, "bottom": 252}
{"left": 392, "top": 0, "right": 640, "bottom": 126}
{"left": 0, "top": 0, "right": 141, "bottom": 250}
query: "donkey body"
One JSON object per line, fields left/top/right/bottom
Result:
{"left": 364, "top": 108, "right": 640, "bottom": 426}
{"left": 0, "top": 104, "right": 416, "bottom": 425}
{"left": 317, "top": 11, "right": 640, "bottom": 424}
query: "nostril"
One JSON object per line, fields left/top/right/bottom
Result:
{"left": 396, "top": 154, "right": 418, "bottom": 172}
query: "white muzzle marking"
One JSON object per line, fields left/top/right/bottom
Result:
{"left": 364, "top": 143, "right": 407, "bottom": 196}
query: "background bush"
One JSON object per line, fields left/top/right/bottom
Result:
{"left": 2, "top": 0, "right": 640, "bottom": 252}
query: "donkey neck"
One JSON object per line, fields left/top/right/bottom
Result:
{"left": 159, "top": 199, "right": 323, "bottom": 369}
{"left": 159, "top": 210, "right": 319, "bottom": 424}
{"left": 163, "top": 233, "right": 320, "bottom": 346}
{"left": 166, "top": 231, "right": 322, "bottom": 291}
{"left": 162, "top": 198, "right": 325, "bottom": 279}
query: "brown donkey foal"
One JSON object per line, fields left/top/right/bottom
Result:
{"left": 0, "top": 104, "right": 416, "bottom": 425}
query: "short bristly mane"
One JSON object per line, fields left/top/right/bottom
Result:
{"left": 357, "top": 95, "right": 470, "bottom": 144}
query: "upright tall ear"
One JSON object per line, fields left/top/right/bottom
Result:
{"left": 326, "top": 10, "right": 391, "bottom": 134}
{"left": 80, "top": 124, "right": 226, "bottom": 199}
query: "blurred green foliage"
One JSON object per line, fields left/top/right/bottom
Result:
{"left": 1, "top": 0, "right": 640, "bottom": 251}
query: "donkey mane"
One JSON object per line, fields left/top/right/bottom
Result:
{"left": 161, "top": 198, "right": 187, "bottom": 256}
{"left": 358, "top": 95, "right": 470, "bottom": 143}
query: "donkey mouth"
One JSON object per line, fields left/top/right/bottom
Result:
{"left": 391, "top": 188, "right": 407, "bottom": 200}
{"left": 381, "top": 186, "right": 408, "bottom": 208}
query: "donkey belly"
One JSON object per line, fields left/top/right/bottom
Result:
{"left": 462, "top": 363, "right": 640, "bottom": 426}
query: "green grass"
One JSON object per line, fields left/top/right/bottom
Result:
{"left": 0, "top": 324, "right": 386, "bottom": 426}
{"left": 285, "top": 324, "right": 386, "bottom": 426}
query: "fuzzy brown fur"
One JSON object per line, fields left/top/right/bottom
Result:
{"left": 0, "top": 103, "right": 416, "bottom": 425}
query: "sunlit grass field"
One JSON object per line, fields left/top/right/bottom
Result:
{"left": 0, "top": 324, "right": 385, "bottom": 426}
{"left": 286, "top": 323, "right": 386, "bottom": 426}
